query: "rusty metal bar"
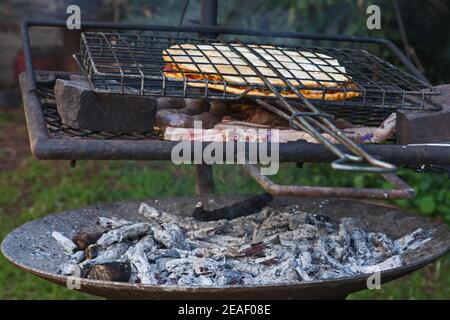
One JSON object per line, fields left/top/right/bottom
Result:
{"left": 241, "top": 163, "right": 415, "bottom": 200}
{"left": 20, "top": 72, "right": 450, "bottom": 166}
{"left": 195, "top": 164, "right": 215, "bottom": 195}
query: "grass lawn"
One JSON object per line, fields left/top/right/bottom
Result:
{"left": 0, "top": 157, "right": 449, "bottom": 300}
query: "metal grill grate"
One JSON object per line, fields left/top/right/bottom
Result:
{"left": 80, "top": 32, "right": 440, "bottom": 111}
{"left": 36, "top": 83, "right": 391, "bottom": 140}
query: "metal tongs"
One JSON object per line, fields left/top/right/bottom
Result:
{"left": 225, "top": 40, "right": 414, "bottom": 199}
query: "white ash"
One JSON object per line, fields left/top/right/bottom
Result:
{"left": 52, "top": 231, "right": 77, "bottom": 253}
{"left": 80, "top": 242, "right": 130, "bottom": 269}
{"left": 54, "top": 203, "right": 435, "bottom": 285}
{"left": 122, "top": 235, "right": 158, "bottom": 284}
{"left": 138, "top": 203, "right": 161, "bottom": 219}
{"left": 70, "top": 250, "right": 85, "bottom": 263}
{"left": 97, "top": 217, "right": 133, "bottom": 229}
{"left": 96, "top": 223, "right": 152, "bottom": 247}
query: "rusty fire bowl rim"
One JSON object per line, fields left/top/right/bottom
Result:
{"left": 1, "top": 196, "right": 450, "bottom": 299}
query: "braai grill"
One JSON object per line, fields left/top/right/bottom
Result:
{"left": 4, "top": 0, "right": 450, "bottom": 300}
{"left": 19, "top": 18, "right": 450, "bottom": 199}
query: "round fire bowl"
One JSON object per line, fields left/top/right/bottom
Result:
{"left": 2, "top": 196, "right": 450, "bottom": 299}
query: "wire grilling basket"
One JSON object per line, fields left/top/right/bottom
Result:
{"left": 79, "top": 31, "right": 442, "bottom": 173}
{"left": 80, "top": 32, "right": 440, "bottom": 110}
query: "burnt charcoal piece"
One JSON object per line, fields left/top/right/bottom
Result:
{"left": 54, "top": 79, "right": 157, "bottom": 134}
{"left": 192, "top": 193, "right": 273, "bottom": 221}
{"left": 73, "top": 232, "right": 103, "bottom": 250}
{"left": 51, "top": 231, "right": 77, "bottom": 253}
{"left": 86, "top": 262, "right": 131, "bottom": 282}
{"left": 84, "top": 245, "right": 99, "bottom": 260}
{"left": 80, "top": 242, "right": 130, "bottom": 269}
{"left": 96, "top": 223, "right": 152, "bottom": 247}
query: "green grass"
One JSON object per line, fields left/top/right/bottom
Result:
{"left": 0, "top": 159, "right": 449, "bottom": 299}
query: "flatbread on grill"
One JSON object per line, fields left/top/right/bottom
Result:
{"left": 162, "top": 43, "right": 360, "bottom": 100}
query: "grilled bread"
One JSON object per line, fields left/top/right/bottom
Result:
{"left": 162, "top": 43, "right": 360, "bottom": 100}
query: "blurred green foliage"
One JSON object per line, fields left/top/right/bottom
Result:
{"left": 221, "top": 0, "right": 450, "bottom": 84}
{"left": 111, "top": 0, "right": 450, "bottom": 84}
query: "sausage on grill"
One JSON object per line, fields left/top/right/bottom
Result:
{"left": 156, "top": 99, "right": 230, "bottom": 130}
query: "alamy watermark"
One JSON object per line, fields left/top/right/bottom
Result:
{"left": 170, "top": 121, "right": 280, "bottom": 176}
{"left": 66, "top": 5, "right": 81, "bottom": 30}
{"left": 366, "top": 4, "right": 381, "bottom": 30}
{"left": 366, "top": 272, "right": 382, "bottom": 290}
{"left": 66, "top": 265, "right": 82, "bottom": 290}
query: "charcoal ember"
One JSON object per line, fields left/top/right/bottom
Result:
{"left": 186, "top": 220, "right": 229, "bottom": 239}
{"left": 80, "top": 242, "right": 130, "bottom": 269}
{"left": 393, "top": 228, "right": 434, "bottom": 254}
{"left": 151, "top": 223, "right": 189, "bottom": 250}
{"left": 305, "top": 213, "right": 335, "bottom": 231}
{"left": 350, "top": 228, "right": 371, "bottom": 262}
{"left": 325, "top": 239, "right": 345, "bottom": 260}
{"left": 73, "top": 232, "right": 103, "bottom": 250}
{"left": 123, "top": 235, "right": 157, "bottom": 285}
{"left": 263, "top": 243, "right": 295, "bottom": 262}
{"left": 70, "top": 250, "right": 85, "bottom": 263}
{"left": 368, "top": 232, "right": 394, "bottom": 262}
{"left": 138, "top": 203, "right": 161, "bottom": 219}
{"left": 165, "top": 258, "right": 194, "bottom": 274}
{"left": 337, "top": 218, "right": 355, "bottom": 256}
{"left": 206, "top": 234, "right": 246, "bottom": 247}
{"left": 227, "top": 261, "right": 264, "bottom": 277}
{"left": 260, "top": 213, "right": 290, "bottom": 231}
{"left": 177, "top": 274, "right": 214, "bottom": 286}
{"left": 84, "top": 244, "right": 100, "bottom": 260}
{"left": 52, "top": 231, "right": 78, "bottom": 253}
{"left": 351, "top": 255, "right": 404, "bottom": 274}
{"left": 97, "top": 217, "right": 133, "bottom": 229}
{"left": 59, "top": 263, "right": 81, "bottom": 276}
{"left": 146, "top": 248, "right": 181, "bottom": 262}
{"left": 278, "top": 225, "right": 319, "bottom": 242}
{"left": 193, "top": 258, "right": 221, "bottom": 276}
{"left": 238, "top": 242, "right": 267, "bottom": 257}
{"left": 261, "top": 258, "right": 300, "bottom": 283}
{"left": 192, "top": 193, "right": 272, "bottom": 222}
{"left": 86, "top": 262, "right": 131, "bottom": 282}
{"left": 287, "top": 213, "right": 308, "bottom": 230}
{"left": 191, "top": 244, "right": 240, "bottom": 259}
{"left": 155, "top": 258, "right": 172, "bottom": 271}
{"left": 215, "top": 270, "right": 245, "bottom": 286}
{"left": 54, "top": 79, "right": 157, "bottom": 134}
{"left": 96, "top": 223, "right": 153, "bottom": 247}
{"left": 295, "top": 251, "right": 313, "bottom": 281}
{"left": 254, "top": 254, "right": 278, "bottom": 266}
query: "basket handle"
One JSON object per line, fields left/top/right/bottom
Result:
{"left": 331, "top": 157, "right": 398, "bottom": 174}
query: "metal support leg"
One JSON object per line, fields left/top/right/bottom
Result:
{"left": 195, "top": 164, "right": 215, "bottom": 195}
{"left": 195, "top": 1, "right": 217, "bottom": 195}
{"left": 200, "top": 0, "right": 218, "bottom": 38}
